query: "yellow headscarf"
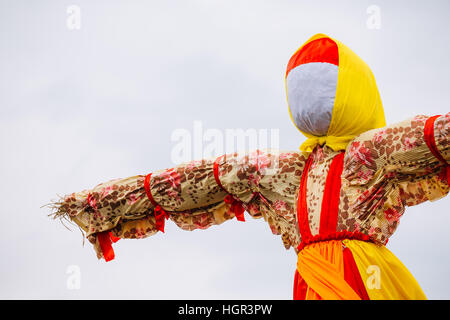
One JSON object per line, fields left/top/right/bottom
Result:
{"left": 286, "top": 34, "right": 386, "bottom": 152}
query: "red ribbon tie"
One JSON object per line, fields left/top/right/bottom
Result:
{"left": 224, "top": 194, "right": 245, "bottom": 222}
{"left": 154, "top": 205, "right": 170, "bottom": 233}
{"left": 97, "top": 231, "right": 120, "bottom": 262}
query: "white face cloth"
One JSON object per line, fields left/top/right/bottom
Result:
{"left": 286, "top": 62, "right": 338, "bottom": 137}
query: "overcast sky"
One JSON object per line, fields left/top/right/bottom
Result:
{"left": 0, "top": 0, "right": 449, "bottom": 299}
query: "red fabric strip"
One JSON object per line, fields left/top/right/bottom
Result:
{"left": 319, "top": 152, "right": 345, "bottom": 235}
{"left": 293, "top": 269, "right": 299, "bottom": 299}
{"left": 424, "top": 115, "right": 446, "bottom": 163}
{"left": 424, "top": 115, "right": 449, "bottom": 186}
{"left": 297, "top": 231, "right": 372, "bottom": 252}
{"left": 343, "top": 246, "right": 370, "bottom": 300}
{"left": 144, "top": 173, "right": 170, "bottom": 233}
{"left": 144, "top": 173, "right": 158, "bottom": 207}
{"left": 213, "top": 155, "right": 228, "bottom": 193}
{"left": 109, "top": 232, "right": 120, "bottom": 243}
{"left": 224, "top": 194, "right": 245, "bottom": 222}
{"left": 297, "top": 155, "right": 314, "bottom": 240}
{"left": 87, "top": 194, "right": 117, "bottom": 261}
{"left": 154, "top": 205, "right": 169, "bottom": 233}
{"left": 424, "top": 115, "right": 444, "bottom": 162}
{"left": 293, "top": 269, "right": 308, "bottom": 300}
{"left": 286, "top": 38, "right": 339, "bottom": 78}
{"left": 97, "top": 231, "right": 115, "bottom": 262}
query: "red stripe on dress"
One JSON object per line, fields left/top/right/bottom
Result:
{"left": 293, "top": 269, "right": 309, "bottom": 300}
{"left": 319, "top": 152, "right": 344, "bottom": 235}
{"left": 343, "top": 246, "right": 370, "bottom": 300}
{"left": 286, "top": 37, "right": 339, "bottom": 78}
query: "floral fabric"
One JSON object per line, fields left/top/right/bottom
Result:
{"left": 50, "top": 113, "right": 449, "bottom": 260}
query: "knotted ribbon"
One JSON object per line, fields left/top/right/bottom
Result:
{"left": 153, "top": 204, "right": 170, "bottom": 233}
{"left": 144, "top": 173, "right": 170, "bottom": 233}
{"left": 86, "top": 192, "right": 120, "bottom": 261}
{"left": 224, "top": 194, "right": 245, "bottom": 222}
{"left": 424, "top": 115, "right": 449, "bottom": 186}
{"left": 97, "top": 231, "right": 120, "bottom": 262}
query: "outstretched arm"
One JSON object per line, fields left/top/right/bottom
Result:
{"left": 50, "top": 150, "right": 305, "bottom": 260}
{"left": 345, "top": 113, "right": 448, "bottom": 204}
{"left": 340, "top": 113, "right": 448, "bottom": 244}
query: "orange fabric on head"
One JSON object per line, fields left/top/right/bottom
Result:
{"left": 296, "top": 240, "right": 361, "bottom": 300}
{"left": 286, "top": 37, "right": 339, "bottom": 77}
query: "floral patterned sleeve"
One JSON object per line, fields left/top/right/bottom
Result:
{"left": 51, "top": 150, "right": 305, "bottom": 260}
{"left": 342, "top": 113, "right": 449, "bottom": 244}
{"left": 345, "top": 113, "right": 449, "bottom": 205}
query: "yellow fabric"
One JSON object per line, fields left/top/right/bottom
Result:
{"left": 286, "top": 33, "right": 386, "bottom": 152}
{"left": 297, "top": 240, "right": 361, "bottom": 300}
{"left": 343, "top": 239, "right": 427, "bottom": 300}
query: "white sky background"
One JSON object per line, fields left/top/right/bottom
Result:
{"left": 0, "top": 0, "right": 449, "bottom": 299}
